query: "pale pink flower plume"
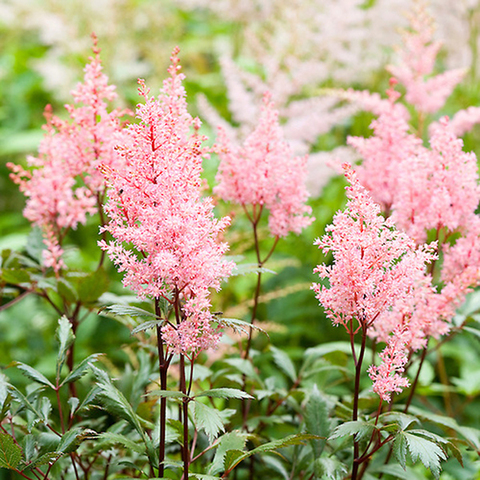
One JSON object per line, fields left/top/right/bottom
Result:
{"left": 215, "top": 92, "right": 313, "bottom": 237}
{"left": 388, "top": 4, "right": 465, "bottom": 114}
{"left": 368, "top": 329, "right": 410, "bottom": 402}
{"left": 392, "top": 117, "right": 480, "bottom": 243}
{"left": 348, "top": 82, "right": 423, "bottom": 212}
{"left": 313, "top": 164, "right": 437, "bottom": 401}
{"left": 99, "top": 47, "right": 233, "bottom": 355}
{"left": 8, "top": 36, "right": 128, "bottom": 272}
{"left": 447, "top": 106, "right": 480, "bottom": 137}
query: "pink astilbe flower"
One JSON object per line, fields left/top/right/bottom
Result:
{"left": 368, "top": 328, "right": 410, "bottom": 402}
{"left": 313, "top": 164, "right": 437, "bottom": 401}
{"left": 387, "top": 4, "right": 465, "bottom": 114}
{"left": 447, "top": 106, "right": 480, "bottom": 137}
{"left": 215, "top": 93, "right": 313, "bottom": 237}
{"left": 392, "top": 117, "right": 480, "bottom": 242}
{"left": 348, "top": 81, "right": 423, "bottom": 212}
{"left": 8, "top": 36, "right": 128, "bottom": 272}
{"left": 99, "top": 48, "right": 233, "bottom": 356}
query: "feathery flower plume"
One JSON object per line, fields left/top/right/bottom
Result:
{"left": 99, "top": 47, "right": 233, "bottom": 355}
{"left": 348, "top": 80, "right": 423, "bottom": 212}
{"left": 392, "top": 117, "right": 480, "bottom": 243}
{"left": 215, "top": 92, "right": 313, "bottom": 237}
{"left": 8, "top": 35, "right": 128, "bottom": 273}
{"left": 313, "top": 164, "right": 436, "bottom": 401}
{"left": 387, "top": 3, "right": 465, "bottom": 114}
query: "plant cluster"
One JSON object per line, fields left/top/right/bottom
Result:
{"left": 1, "top": 2, "right": 480, "bottom": 480}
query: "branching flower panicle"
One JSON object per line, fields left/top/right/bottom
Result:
{"left": 313, "top": 164, "right": 437, "bottom": 401}
{"left": 8, "top": 35, "right": 129, "bottom": 273}
{"left": 215, "top": 92, "right": 313, "bottom": 237}
{"left": 99, "top": 47, "right": 233, "bottom": 355}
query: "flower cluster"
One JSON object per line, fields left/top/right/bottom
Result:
{"left": 99, "top": 48, "right": 233, "bottom": 355}
{"left": 8, "top": 36, "right": 128, "bottom": 272}
{"left": 313, "top": 165, "right": 437, "bottom": 401}
{"left": 215, "top": 93, "right": 313, "bottom": 237}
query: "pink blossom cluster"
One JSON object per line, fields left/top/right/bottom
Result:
{"left": 215, "top": 93, "right": 313, "bottom": 238}
{"left": 8, "top": 37, "right": 128, "bottom": 273}
{"left": 387, "top": 4, "right": 465, "bottom": 114}
{"left": 99, "top": 48, "right": 233, "bottom": 355}
{"left": 313, "top": 165, "right": 438, "bottom": 401}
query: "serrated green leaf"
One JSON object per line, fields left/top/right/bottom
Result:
{"left": 23, "top": 435, "right": 35, "bottom": 463}
{"left": 11, "top": 362, "right": 54, "bottom": 389}
{"left": 329, "top": 421, "right": 375, "bottom": 443}
{"left": 39, "top": 397, "right": 51, "bottom": 423}
{"left": 148, "top": 390, "right": 188, "bottom": 400}
{"left": 131, "top": 319, "right": 165, "bottom": 335}
{"left": 0, "top": 433, "right": 22, "bottom": 470}
{"left": 217, "top": 318, "right": 268, "bottom": 337}
{"left": 380, "top": 412, "right": 419, "bottom": 432}
{"left": 57, "top": 279, "right": 77, "bottom": 304}
{"left": 103, "top": 304, "right": 158, "bottom": 319}
{"left": 313, "top": 456, "right": 348, "bottom": 480}
{"left": 97, "top": 432, "right": 146, "bottom": 454}
{"left": 57, "top": 428, "right": 93, "bottom": 454}
{"left": 196, "top": 388, "right": 253, "bottom": 400}
{"left": 27, "top": 452, "right": 63, "bottom": 469}
{"left": 263, "top": 455, "right": 289, "bottom": 479}
{"left": 190, "top": 475, "right": 221, "bottom": 480}
{"left": 209, "top": 431, "right": 249, "bottom": 475}
{"left": 91, "top": 365, "right": 148, "bottom": 444}
{"left": 194, "top": 401, "right": 225, "bottom": 443}
{"left": 271, "top": 346, "right": 297, "bottom": 382}
{"left": 231, "top": 263, "right": 276, "bottom": 276}
{"left": 223, "top": 358, "right": 259, "bottom": 382}
{"left": 60, "top": 354, "right": 102, "bottom": 387}
{"left": 393, "top": 432, "right": 408, "bottom": 469}
{"left": 68, "top": 397, "right": 79, "bottom": 418}
{"left": 1, "top": 268, "right": 30, "bottom": 285}
{"left": 224, "top": 434, "right": 319, "bottom": 473}
{"left": 305, "top": 384, "right": 329, "bottom": 457}
{"left": 404, "top": 432, "right": 446, "bottom": 478}
{"left": 77, "top": 269, "right": 109, "bottom": 304}
{"left": 56, "top": 316, "right": 75, "bottom": 378}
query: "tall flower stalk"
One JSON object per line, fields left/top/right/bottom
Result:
{"left": 313, "top": 164, "right": 437, "bottom": 479}
{"left": 215, "top": 93, "right": 313, "bottom": 360}
{"left": 99, "top": 48, "right": 233, "bottom": 478}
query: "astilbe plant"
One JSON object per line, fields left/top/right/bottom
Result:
{"left": 215, "top": 92, "right": 313, "bottom": 361}
{"left": 8, "top": 35, "right": 129, "bottom": 274}
{"left": 99, "top": 47, "right": 233, "bottom": 479}
{"left": 313, "top": 164, "right": 438, "bottom": 478}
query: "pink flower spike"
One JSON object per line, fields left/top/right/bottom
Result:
{"left": 100, "top": 48, "right": 233, "bottom": 356}
{"left": 215, "top": 92, "right": 313, "bottom": 237}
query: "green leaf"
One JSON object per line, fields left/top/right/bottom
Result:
{"left": 209, "top": 431, "right": 250, "bottom": 475}
{"left": 271, "top": 346, "right": 297, "bottom": 382}
{"left": 216, "top": 318, "right": 268, "bottom": 337}
{"left": 57, "top": 428, "right": 93, "bottom": 454}
{"left": 403, "top": 431, "right": 447, "bottom": 478}
{"left": 97, "top": 432, "right": 146, "bottom": 454}
{"left": 0, "top": 433, "right": 22, "bottom": 470}
{"left": 380, "top": 412, "right": 419, "bottom": 432}
{"left": 60, "top": 354, "right": 102, "bottom": 387}
{"left": 77, "top": 269, "right": 109, "bottom": 304}
{"left": 196, "top": 388, "right": 253, "bottom": 400}
{"left": 131, "top": 319, "right": 165, "bottom": 335}
{"left": 194, "top": 401, "right": 225, "bottom": 443}
{"left": 11, "top": 362, "right": 54, "bottom": 389}
{"left": 103, "top": 304, "right": 158, "bottom": 319}
{"left": 24, "top": 228, "right": 46, "bottom": 263}
{"left": 304, "top": 384, "right": 329, "bottom": 457}
{"left": 1, "top": 268, "right": 30, "bottom": 285}
{"left": 313, "top": 456, "right": 348, "bottom": 480}
{"left": 223, "top": 358, "right": 259, "bottom": 382}
{"left": 224, "top": 434, "right": 319, "bottom": 473}
{"left": 329, "top": 421, "right": 375, "bottom": 443}
{"left": 91, "top": 365, "right": 148, "bottom": 444}
{"left": 190, "top": 474, "right": 221, "bottom": 480}
{"left": 263, "top": 455, "right": 289, "bottom": 480}
{"left": 56, "top": 316, "right": 75, "bottom": 378}
{"left": 393, "top": 431, "right": 408, "bottom": 469}
{"left": 148, "top": 390, "right": 188, "bottom": 400}
{"left": 231, "top": 263, "right": 276, "bottom": 276}
{"left": 57, "top": 279, "right": 77, "bottom": 304}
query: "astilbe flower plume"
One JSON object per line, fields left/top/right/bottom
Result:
{"left": 8, "top": 35, "right": 128, "bottom": 273}
{"left": 99, "top": 47, "right": 233, "bottom": 356}
{"left": 313, "top": 164, "right": 437, "bottom": 401}
{"left": 387, "top": 3, "right": 465, "bottom": 115}
{"left": 215, "top": 93, "right": 313, "bottom": 237}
